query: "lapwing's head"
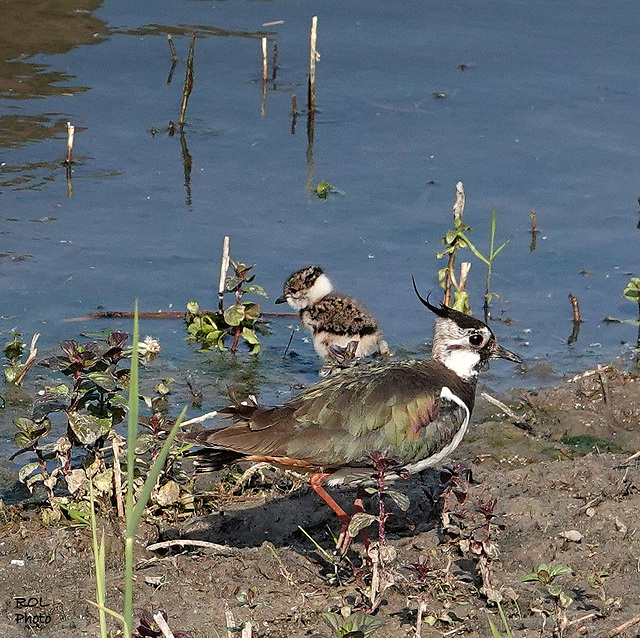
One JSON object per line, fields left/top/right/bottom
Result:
{"left": 412, "top": 278, "right": 522, "bottom": 380}
{"left": 275, "top": 265, "right": 333, "bottom": 310}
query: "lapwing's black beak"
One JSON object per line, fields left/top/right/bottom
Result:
{"left": 491, "top": 344, "right": 522, "bottom": 364}
{"left": 275, "top": 295, "right": 286, "bottom": 304}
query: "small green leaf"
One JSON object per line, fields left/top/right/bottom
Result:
{"left": 86, "top": 371, "right": 118, "bottom": 392}
{"left": 68, "top": 413, "right": 112, "bottom": 445}
{"left": 347, "top": 512, "right": 377, "bottom": 538}
{"left": 241, "top": 326, "right": 260, "bottom": 345}
{"left": 186, "top": 300, "right": 199, "bottom": 314}
{"left": 315, "top": 180, "right": 332, "bottom": 198}
{"left": 386, "top": 489, "right": 410, "bottom": 511}
{"left": 18, "top": 462, "right": 40, "bottom": 483}
{"left": 243, "top": 284, "right": 269, "bottom": 298}
{"left": 224, "top": 304, "right": 245, "bottom": 327}
{"left": 623, "top": 277, "right": 640, "bottom": 302}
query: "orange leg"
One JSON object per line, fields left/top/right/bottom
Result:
{"left": 310, "top": 473, "right": 369, "bottom": 554}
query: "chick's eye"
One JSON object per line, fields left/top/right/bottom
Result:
{"left": 469, "top": 333, "right": 483, "bottom": 347}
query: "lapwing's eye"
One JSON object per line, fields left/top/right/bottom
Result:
{"left": 469, "top": 333, "right": 483, "bottom": 347}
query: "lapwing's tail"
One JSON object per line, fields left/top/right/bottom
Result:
{"left": 183, "top": 447, "right": 247, "bottom": 474}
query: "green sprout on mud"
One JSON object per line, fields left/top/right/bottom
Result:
{"left": 322, "top": 610, "right": 385, "bottom": 638}
{"left": 185, "top": 259, "right": 268, "bottom": 353}
{"left": 521, "top": 563, "right": 573, "bottom": 637}
{"left": 488, "top": 600, "right": 514, "bottom": 638}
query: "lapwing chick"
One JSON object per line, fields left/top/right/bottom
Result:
{"left": 275, "top": 265, "right": 389, "bottom": 365}
{"left": 182, "top": 283, "right": 521, "bottom": 552}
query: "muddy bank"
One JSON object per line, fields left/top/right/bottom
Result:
{"left": 1, "top": 367, "right": 639, "bottom": 638}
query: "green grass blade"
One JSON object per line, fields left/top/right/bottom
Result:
{"left": 127, "top": 407, "right": 187, "bottom": 535}
{"left": 126, "top": 301, "right": 139, "bottom": 515}
{"left": 492, "top": 239, "right": 510, "bottom": 259}
{"left": 489, "top": 208, "right": 497, "bottom": 256}
{"left": 488, "top": 617, "right": 502, "bottom": 638}
{"left": 497, "top": 600, "right": 513, "bottom": 638}
{"left": 459, "top": 233, "right": 490, "bottom": 265}
{"left": 88, "top": 601, "right": 126, "bottom": 624}
{"left": 89, "top": 481, "right": 108, "bottom": 638}
{"left": 123, "top": 303, "right": 140, "bottom": 638}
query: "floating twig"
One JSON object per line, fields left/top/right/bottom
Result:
{"left": 271, "top": 41, "right": 278, "bottom": 80}
{"left": 307, "top": 16, "right": 318, "bottom": 113}
{"left": 166, "top": 35, "right": 179, "bottom": 84}
{"left": 530, "top": 210, "right": 539, "bottom": 252}
{"left": 64, "top": 121, "right": 75, "bottom": 196}
{"left": 167, "top": 34, "right": 178, "bottom": 63}
{"left": 291, "top": 94, "right": 298, "bottom": 135}
{"left": 178, "top": 34, "right": 196, "bottom": 128}
{"left": 218, "top": 235, "right": 230, "bottom": 311}
{"left": 179, "top": 130, "right": 192, "bottom": 205}
{"left": 569, "top": 292, "right": 583, "bottom": 321}
{"left": 567, "top": 294, "right": 582, "bottom": 344}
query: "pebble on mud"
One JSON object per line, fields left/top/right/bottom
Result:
{"left": 560, "top": 530, "right": 584, "bottom": 542}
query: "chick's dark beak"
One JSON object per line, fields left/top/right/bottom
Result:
{"left": 491, "top": 343, "right": 522, "bottom": 364}
{"left": 275, "top": 295, "right": 286, "bottom": 304}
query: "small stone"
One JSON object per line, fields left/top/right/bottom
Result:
{"left": 585, "top": 508, "right": 596, "bottom": 518}
{"left": 10, "top": 559, "right": 25, "bottom": 567}
{"left": 560, "top": 530, "right": 583, "bottom": 542}
{"left": 614, "top": 517, "right": 628, "bottom": 534}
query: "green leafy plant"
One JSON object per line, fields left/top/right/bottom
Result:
{"left": 321, "top": 611, "right": 384, "bottom": 638}
{"left": 11, "top": 331, "right": 161, "bottom": 515}
{"left": 520, "top": 562, "right": 571, "bottom": 587}
{"left": 521, "top": 563, "right": 573, "bottom": 636}
{"left": 185, "top": 258, "right": 268, "bottom": 352}
{"left": 438, "top": 208, "right": 509, "bottom": 318}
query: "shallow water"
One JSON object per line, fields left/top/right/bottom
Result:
{"left": 1, "top": 1, "right": 640, "bottom": 480}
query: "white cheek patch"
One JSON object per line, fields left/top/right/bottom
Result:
{"left": 287, "top": 296, "right": 308, "bottom": 311}
{"left": 443, "top": 348, "right": 480, "bottom": 379}
{"left": 306, "top": 274, "right": 333, "bottom": 304}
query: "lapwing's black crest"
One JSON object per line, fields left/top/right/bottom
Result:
{"left": 411, "top": 276, "right": 486, "bottom": 331}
